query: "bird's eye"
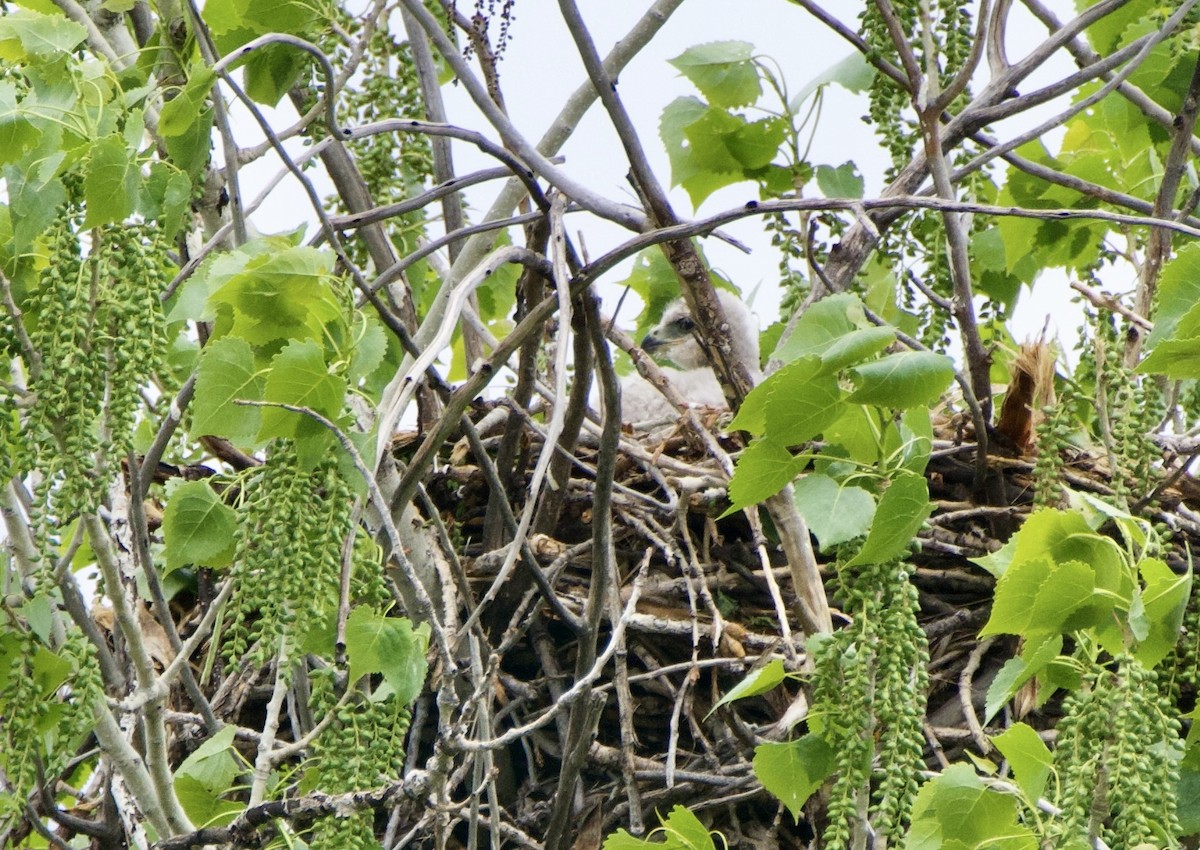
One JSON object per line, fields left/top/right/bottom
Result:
{"left": 674, "top": 316, "right": 695, "bottom": 332}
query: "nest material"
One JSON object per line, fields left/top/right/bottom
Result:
{"left": 399, "top": 369, "right": 1200, "bottom": 844}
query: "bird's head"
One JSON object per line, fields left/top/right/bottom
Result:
{"left": 640, "top": 288, "right": 759, "bottom": 373}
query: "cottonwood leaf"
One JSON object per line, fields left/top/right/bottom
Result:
{"left": 1135, "top": 557, "right": 1191, "bottom": 668}
{"left": 984, "top": 633, "right": 1062, "bottom": 723}
{"left": 772, "top": 293, "right": 865, "bottom": 363}
{"left": 907, "top": 764, "right": 1036, "bottom": 850}
{"left": 710, "top": 659, "right": 787, "bottom": 715}
{"left": 159, "top": 65, "right": 216, "bottom": 138}
{"left": 1148, "top": 242, "right": 1200, "bottom": 346}
{"left": 724, "top": 437, "right": 804, "bottom": 515}
{"left": 981, "top": 558, "right": 1097, "bottom": 638}
{"left": 754, "top": 735, "right": 835, "bottom": 822}
{"left": 848, "top": 351, "right": 954, "bottom": 408}
{"left": 209, "top": 246, "right": 340, "bottom": 346}
{"left": 815, "top": 161, "right": 863, "bottom": 199}
{"left": 345, "top": 608, "right": 430, "bottom": 704}
{"left": 604, "top": 805, "right": 718, "bottom": 850}
{"left": 83, "top": 134, "right": 136, "bottom": 226}
{"left": 0, "top": 10, "right": 86, "bottom": 60}
{"left": 191, "top": 336, "right": 263, "bottom": 444}
{"left": 792, "top": 474, "right": 875, "bottom": 551}
{"left": 845, "top": 472, "right": 931, "bottom": 567}
{"left": 669, "top": 41, "right": 760, "bottom": 108}
{"left": 258, "top": 339, "right": 347, "bottom": 441}
{"left": 790, "top": 51, "right": 875, "bottom": 110}
{"left": 991, "top": 723, "right": 1052, "bottom": 802}
{"left": 161, "top": 480, "right": 236, "bottom": 572}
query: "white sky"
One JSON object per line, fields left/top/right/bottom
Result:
{"left": 231, "top": 0, "right": 1091, "bottom": 359}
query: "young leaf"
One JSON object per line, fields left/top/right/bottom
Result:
{"left": 907, "top": 764, "right": 1037, "bottom": 850}
{"left": 847, "top": 351, "right": 955, "bottom": 409}
{"left": 991, "top": 722, "right": 1052, "bottom": 802}
{"left": 83, "top": 133, "right": 137, "bottom": 226}
{"left": 669, "top": 41, "right": 760, "bottom": 108}
{"left": 258, "top": 339, "right": 347, "bottom": 441}
{"left": 1147, "top": 242, "right": 1200, "bottom": 346}
{"left": 723, "top": 437, "right": 804, "bottom": 515}
{"left": 792, "top": 474, "right": 876, "bottom": 551}
{"left": 772, "top": 293, "right": 865, "bottom": 364}
{"left": 1134, "top": 557, "right": 1192, "bottom": 668}
{"left": 191, "top": 336, "right": 264, "bottom": 445}
{"left": 345, "top": 608, "right": 430, "bottom": 704}
{"left": 603, "top": 805, "right": 719, "bottom": 850}
{"left": 753, "top": 735, "right": 835, "bottom": 822}
{"left": 161, "top": 479, "right": 237, "bottom": 572}
{"left": 763, "top": 367, "right": 844, "bottom": 445}
{"left": 0, "top": 9, "right": 87, "bottom": 60}
{"left": 816, "top": 326, "right": 895, "bottom": 374}
{"left": 709, "top": 659, "right": 787, "bottom": 715}
{"left": 844, "top": 471, "right": 931, "bottom": 567}
{"left": 984, "top": 633, "right": 1063, "bottom": 723}
{"left": 209, "top": 246, "right": 339, "bottom": 346}
{"left": 159, "top": 65, "right": 217, "bottom": 138}
{"left": 815, "top": 162, "right": 863, "bottom": 199}
{"left": 980, "top": 558, "right": 1097, "bottom": 639}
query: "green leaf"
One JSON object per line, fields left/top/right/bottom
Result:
{"left": 174, "top": 776, "right": 244, "bottom": 829}
{"left": 1177, "top": 747, "right": 1200, "bottom": 835}
{"left": 174, "top": 725, "right": 244, "bottom": 827}
{"left": 710, "top": 659, "right": 788, "bottom": 715}
{"left": 817, "top": 326, "right": 896, "bottom": 374}
{"left": 175, "top": 725, "right": 240, "bottom": 792}
{"left": 792, "top": 474, "right": 876, "bottom": 551}
{"left": 724, "top": 437, "right": 804, "bottom": 515}
{"left": 815, "top": 162, "right": 863, "bottom": 199}
{"left": 0, "top": 80, "right": 41, "bottom": 166}
{"left": 159, "top": 65, "right": 217, "bottom": 138}
{"left": 83, "top": 133, "right": 137, "bottom": 226}
{"left": 0, "top": 9, "right": 87, "bottom": 60}
{"left": 845, "top": 472, "right": 931, "bottom": 567}
{"left": 603, "top": 805, "right": 718, "bottom": 850}
{"left": 191, "top": 336, "right": 264, "bottom": 445}
{"left": 659, "top": 97, "right": 784, "bottom": 206}
{"left": 772, "top": 293, "right": 866, "bottom": 364}
{"left": 984, "top": 633, "right": 1062, "bottom": 723}
{"left": 981, "top": 558, "right": 1098, "bottom": 638}
{"left": 661, "top": 96, "right": 741, "bottom": 207}
{"left": 906, "top": 764, "right": 1037, "bottom": 850}
{"left": 210, "top": 246, "right": 340, "bottom": 346}
{"left": 161, "top": 479, "right": 237, "bottom": 572}
{"left": 790, "top": 51, "right": 875, "bottom": 110}
{"left": 669, "top": 41, "right": 760, "bottom": 108}
{"left": 1148, "top": 242, "right": 1200, "bottom": 346}
{"left": 991, "top": 723, "right": 1052, "bottom": 802}
{"left": 764, "top": 369, "right": 844, "bottom": 445}
{"left": 164, "top": 105, "right": 213, "bottom": 176}
{"left": 344, "top": 608, "right": 430, "bottom": 704}
{"left": 1134, "top": 557, "right": 1192, "bottom": 668}
{"left": 848, "top": 351, "right": 955, "bottom": 408}
{"left": 753, "top": 735, "right": 835, "bottom": 822}
{"left": 258, "top": 339, "right": 347, "bottom": 441}
{"left": 243, "top": 43, "right": 309, "bottom": 107}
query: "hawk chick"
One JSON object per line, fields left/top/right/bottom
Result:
{"left": 621, "top": 289, "right": 760, "bottom": 424}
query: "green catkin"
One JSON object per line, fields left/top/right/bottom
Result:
{"left": 1053, "top": 658, "right": 1181, "bottom": 849}
{"left": 0, "top": 628, "right": 102, "bottom": 829}
{"left": 1032, "top": 391, "right": 1075, "bottom": 510}
{"left": 99, "top": 221, "right": 168, "bottom": 455}
{"left": 225, "top": 444, "right": 352, "bottom": 665}
{"left": 812, "top": 557, "right": 929, "bottom": 850}
{"left": 307, "top": 671, "right": 414, "bottom": 850}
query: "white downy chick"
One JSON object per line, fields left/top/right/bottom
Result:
{"left": 620, "top": 289, "right": 760, "bottom": 425}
